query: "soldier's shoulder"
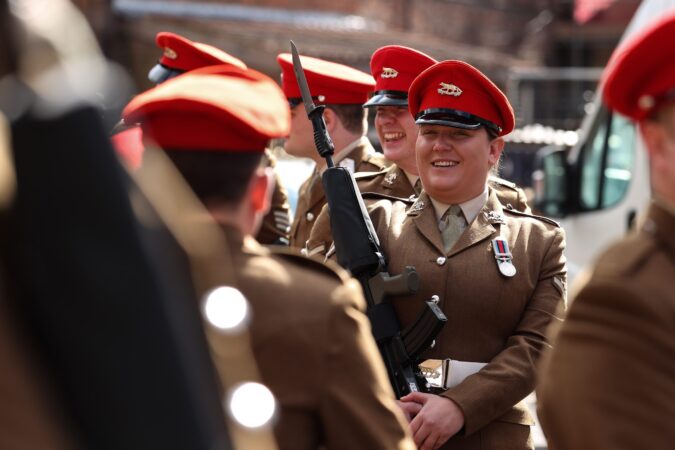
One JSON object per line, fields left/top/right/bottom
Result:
{"left": 267, "top": 245, "right": 351, "bottom": 284}
{"left": 592, "top": 231, "right": 655, "bottom": 279}
{"left": 361, "top": 151, "right": 389, "bottom": 171}
{"left": 488, "top": 175, "right": 518, "bottom": 191}
{"left": 354, "top": 168, "right": 387, "bottom": 182}
{"left": 361, "top": 191, "right": 417, "bottom": 204}
{"left": 503, "top": 205, "right": 560, "bottom": 228}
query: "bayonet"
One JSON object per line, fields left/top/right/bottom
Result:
{"left": 289, "top": 41, "right": 335, "bottom": 165}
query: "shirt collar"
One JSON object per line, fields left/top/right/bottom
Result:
{"left": 429, "top": 187, "right": 489, "bottom": 224}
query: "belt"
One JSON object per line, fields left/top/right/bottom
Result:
{"left": 419, "top": 358, "right": 487, "bottom": 390}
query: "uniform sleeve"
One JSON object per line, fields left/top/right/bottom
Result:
{"left": 441, "top": 227, "right": 566, "bottom": 435}
{"left": 319, "top": 279, "right": 415, "bottom": 450}
{"left": 305, "top": 203, "right": 332, "bottom": 257}
{"left": 536, "top": 281, "right": 675, "bottom": 450}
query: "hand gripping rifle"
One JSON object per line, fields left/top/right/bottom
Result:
{"left": 290, "top": 42, "right": 447, "bottom": 398}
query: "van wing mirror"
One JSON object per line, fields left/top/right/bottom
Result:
{"left": 532, "top": 145, "right": 570, "bottom": 217}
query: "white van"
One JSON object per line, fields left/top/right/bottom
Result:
{"left": 533, "top": 0, "right": 675, "bottom": 282}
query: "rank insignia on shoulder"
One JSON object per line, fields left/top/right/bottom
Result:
{"left": 492, "top": 237, "right": 516, "bottom": 278}
{"left": 384, "top": 172, "right": 397, "bottom": 185}
{"left": 408, "top": 200, "right": 425, "bottom": 214}
{"left": 485, "top": 211, "right": 505, "bottom": 224}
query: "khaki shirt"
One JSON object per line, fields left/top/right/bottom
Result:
{"left": 368, "top": 189, "right": 566, "bottom": 450}
{"left": 209, "top": 227, "right": 415, "bottom": 450}
{"left": 288, "top": 138, "right": 387, "bottom": 248}
{"left": 537, "top": 203, "right": 675, "bottom": 450}
{"left": 256, "top": 150, "right": 292, "bottom": 245}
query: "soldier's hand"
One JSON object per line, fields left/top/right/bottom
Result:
{"left": 400, "top": 392, "right": 464, "bottom": 450}
{"left": 396, "top": 399, "right": 422, "bottom": 422}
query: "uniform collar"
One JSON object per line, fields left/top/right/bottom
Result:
{"left": 428, "top": 188, "right": 489, "bottom": 225}
{"left": 332, "top": 136, "right": 370, "bottom": 165}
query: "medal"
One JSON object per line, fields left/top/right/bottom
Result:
{"left": 492, "top": 237, "right": 516, "bottom": 277}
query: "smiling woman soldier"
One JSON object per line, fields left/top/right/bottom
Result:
{"left": 364, "top": 60, "right": 567, "bottom": 450}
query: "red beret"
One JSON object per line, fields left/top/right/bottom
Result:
{"left": 110, "top": 126, "right": 143, "bottom": 170}
{"left": 602, "top": 12, "right": 675, "bottom": 121}
{"left": 276, "top": 53, "right": 374, "bottom": 105}
{"left": 364, "top": 45, "right": 437, "bottom": 108}
{"left": 123, "top": 65, "right": 290, "bottom": 152}
{"left": 408, "top": 60, "right": 514, "bottom": 136}
{"left": 155, "top": 32, "right": 247, "bottom": 72}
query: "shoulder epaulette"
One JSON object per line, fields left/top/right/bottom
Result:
{"left": 489, "top": 176, "right": 517, "bottom": 190}
{"left": 361, "top": 191, "right": 417, "bottom": 204}
{"left": 268, "top": 246, "right": 348, "bottom": 281}
{"left": 354, "top": 169, "right": 387, "bottom": 181}
{"left": 503, "top": 204, "right": 560, "bottom": 227}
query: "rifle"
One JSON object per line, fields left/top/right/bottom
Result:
{"left": 290, "top": 42, "right": 447, "bottom": 398}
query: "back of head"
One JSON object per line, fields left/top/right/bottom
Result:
{"left": 123, "top": 65, "right": 290, "bottom": 206}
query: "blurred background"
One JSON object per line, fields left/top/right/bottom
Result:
{"left": 73, "top": 0, "right": 639, "bottom": 209}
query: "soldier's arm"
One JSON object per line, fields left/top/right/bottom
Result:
{"left": 319, "top": 279, "right": 415, "bottom": 450}
{"left": 537, "top": 282, "right": 675, "bottom": 450}
{"left": 440, "top": 226, "right": 566, "bottom": 435}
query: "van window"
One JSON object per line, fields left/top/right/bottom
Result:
{"left": 579, "top": 107, "right": 635, "bottom": 210}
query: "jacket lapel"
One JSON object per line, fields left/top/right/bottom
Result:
{"left": 409, "top": 192, "right": 446, "bottom": 255}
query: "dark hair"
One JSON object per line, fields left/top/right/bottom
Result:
{"left": 165, "top": 149, "right": 262, "bottom": 206}
{"left": 326, "top": 103, "right": 366, "bottom": 135}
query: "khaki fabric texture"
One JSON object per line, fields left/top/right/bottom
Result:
{"left": 367, "top": 188, "right": 566, "bottom": 450}
{"left": 537, "top": 203, "right": 675, "bottom": 450}
{"left": 288, "top": 139, "right": 387, "bottom": 249}
{"left": 209, "top": 227, "right": 415, "bottom": 450}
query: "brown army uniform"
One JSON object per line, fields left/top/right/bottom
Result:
{"left": 256, "top": 149, "right": 292, "bottom": 245}
{"left": 537, "top": 202, "right": 675, "bottom": 450}
{"left": 306, "top": 164, "right": 530, "bottom": 256}
{"left": 288, "top": 138, "right": 387, "bottom": 248}
{"left": 208, "top": 226, "right": 414, "bottom": 450}
{"left": 367, "top": 188, "right": 566, "bottom": 450}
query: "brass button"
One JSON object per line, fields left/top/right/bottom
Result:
{"left": 436, "top": 256, "right": 446, "bottom": 266}
{"left": 306, "top": 212, "right": 315, "bottom": 222}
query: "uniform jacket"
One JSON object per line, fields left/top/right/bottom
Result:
{"left": 368, "top": 189, "right": 566, "bottom": 450}
{"left": 289, "top": 139, "right": 387, "bottom": 248}
{"left": 537, "top": 202, "right": 675, "bottom": 450}
{"left": 210, "top": 227, "right": 415, "bottom": 450}
{"left": 256, "top": 150, "right": 292, "bottom": 245}
{"left": 305, "top": 167, "right": 531, "bottom": 257}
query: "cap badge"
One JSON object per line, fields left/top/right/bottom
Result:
{"left": 438, "top": 82, "right": 462, "bottom": 97}
{"left": 163, "top": 47, "right": 178, "bottom": 60}
{"left": 492, "top": 237, "right": 516, "bottom": 278}
{"left": 381, "top": 67, "right": 399, "bottom": 79}
{"left": 384, "top": 172, "right": 397, "bottom": 185}
{"left": 638, "top": 95, "right": 655, "bottom": 111}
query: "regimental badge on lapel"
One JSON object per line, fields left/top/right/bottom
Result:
{"left": 486, "top": 211, "right": 505, "bottom": 224}
{"left": 492, "top": 237, "right": 516, "bottom": 277}
{"left": 384, "top": 172, "right": 397, "bottom": 185}
{"left": 408, "top": 200, "right": 425, "bottom": 214}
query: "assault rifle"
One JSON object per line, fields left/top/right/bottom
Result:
{"left": 290, "top": 42, "right": 447, "bottom": 397}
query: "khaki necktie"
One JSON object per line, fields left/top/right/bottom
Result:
{"left": 439, "top": 205, "right": 466, "bottom": 253}
{"left": 413, "top": 178, "right": 423, "bottom": 195}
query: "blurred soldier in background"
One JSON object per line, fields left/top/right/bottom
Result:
{"left": 363, "top": 60, "right": 566, "bottom": 450}
{"left": 0, "top": 1, "right": 245, "bottom": 449}
{"left": 122, "top": 64, "right": 415, "bottom": 450}
{"left": 537, "top": 13, "right": 675, "bottom": 450}
{"left": 306, "top": 46, "right": 530, "bottom": 257}
{"left": 113, "top": 31, "right": 293, "bottom": 245}
{"left": 276, "top": 53, "right": 388, "bottom": 248}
